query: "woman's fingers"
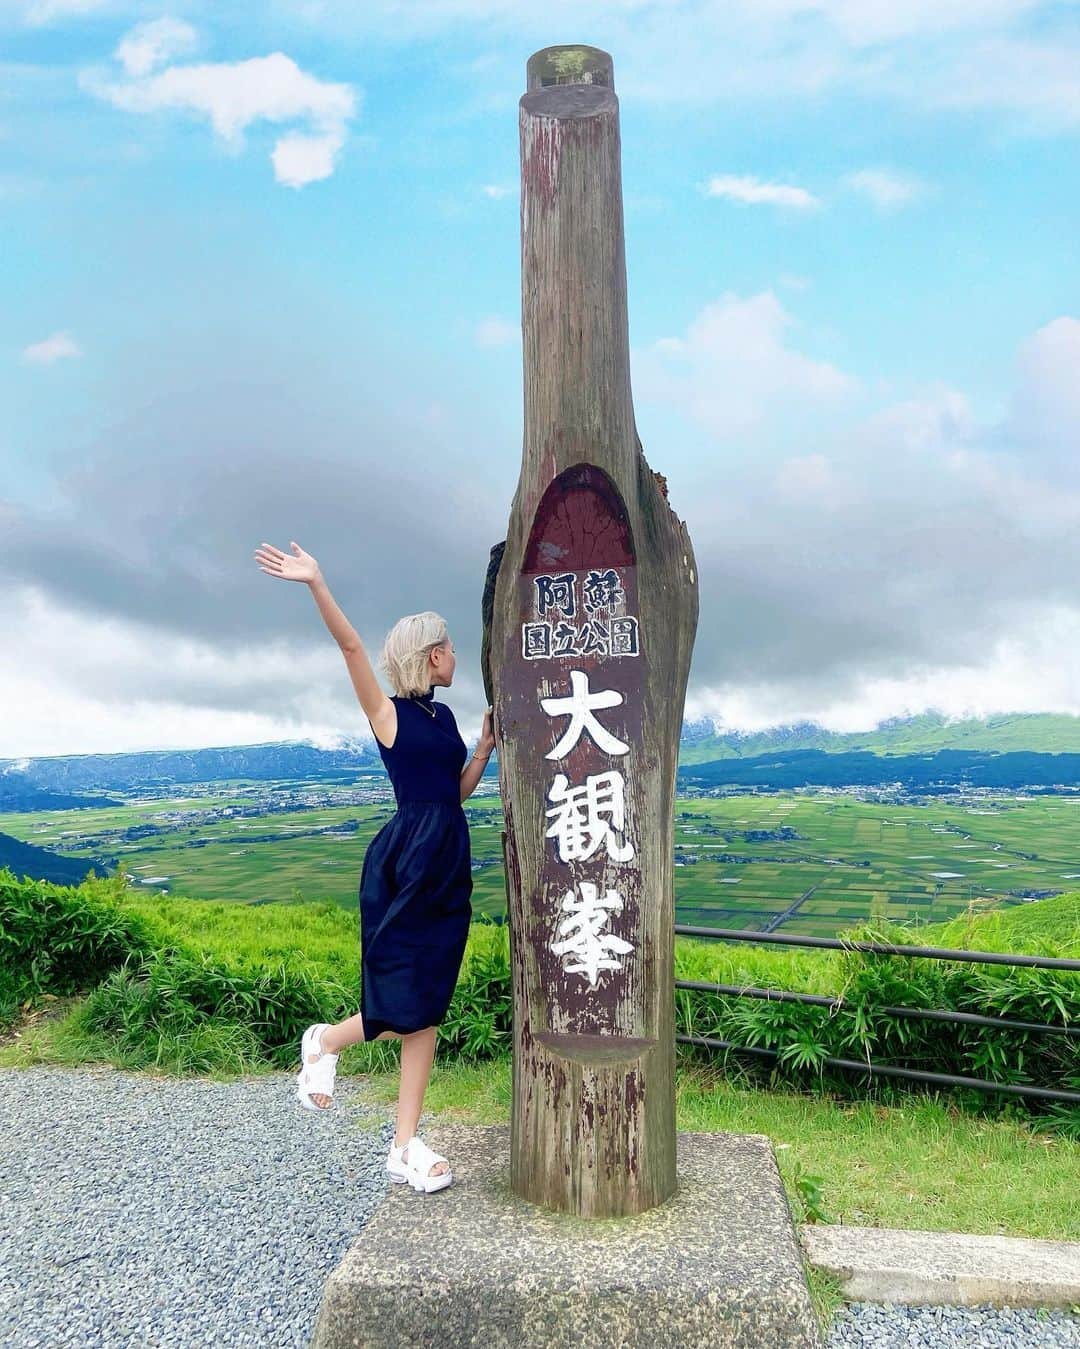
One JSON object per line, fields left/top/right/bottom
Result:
{"left": 254, "top": 544, "right": 293, "bottom": 572}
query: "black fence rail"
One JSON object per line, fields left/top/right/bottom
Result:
{"left": 674, "top": 923, "right": 1080, "bottom": 1107}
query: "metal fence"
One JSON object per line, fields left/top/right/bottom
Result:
{"left": 673, "top": 924, "right": 1080, "bottom": 1106}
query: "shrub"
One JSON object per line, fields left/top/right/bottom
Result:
{"left": 438, "top": 921, "right": 512, "bottom": 1058}
{"left": 6, "top": 867, "right": 1078, "bottom": 1134}
{"left": 0, "top": 868, "right": 159, "bottom": 1026}
{"left": 675, "top": 911, "right": 1080, "bottom": 1135}
{"left": 73, "top": 946, "right": 347, "bottom": 1072}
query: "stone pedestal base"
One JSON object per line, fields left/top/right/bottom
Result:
{"left": 311, "top": 1125, "right": 821, "bottom": 1348}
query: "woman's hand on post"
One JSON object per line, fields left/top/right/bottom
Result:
{"left": 477, "top": 707, "right": 496, "bottom": 757}
{"left": 253, "top": 540, "right": 321, "bottom": 585}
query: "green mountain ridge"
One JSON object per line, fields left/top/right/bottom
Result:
{"left": 4, "top": 713, "right": 1080, "bottom": 790}
{"left": 679, "top": 712, "right": 1080, "bottom": 764}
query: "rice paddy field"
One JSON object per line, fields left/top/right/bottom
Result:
{"left": 6, "top": 782, "right": 1080, "bottom": 936}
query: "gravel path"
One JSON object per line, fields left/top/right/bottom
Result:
{"left": 828, "top": 1303, "right": 1080, "bottom": 1347}
{"left": 0, "top": 1064, "right": 393, "bottom": 1349}
{"left": 2, "top": 1063, "right": 1079, "bottom": 1348}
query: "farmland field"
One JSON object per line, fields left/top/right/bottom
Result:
{"left": 5, "top": 782, "right": 1080, "bottom": 935}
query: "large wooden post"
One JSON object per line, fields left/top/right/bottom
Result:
{"left": 484, "top": 45, "right": 698, "bottom": 1218}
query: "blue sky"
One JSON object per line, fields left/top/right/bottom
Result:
{"left": 2, "top": 1, "right": 1079, "bottom": 756}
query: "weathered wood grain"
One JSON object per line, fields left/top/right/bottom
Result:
{"left": 485, "top": 45, "right": 698, "bottom": 1217}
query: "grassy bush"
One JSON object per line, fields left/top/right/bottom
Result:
{"left": 676, "top": 898, "right": 1080, "bottom": 1135}
{"left": 0, "top": 867, "right": 160, "bottom": 1024}
{"left": 0, "top": 867, "right": 354, "bottom": 1071}
{"left": 0, "top": 866, "right": 511, "bottom": 1074}
{"left": 2, "top": 866, "right": 1077, "bottom": 1134}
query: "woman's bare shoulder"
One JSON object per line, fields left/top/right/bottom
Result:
{"left": 367, "top": 696, "right": 398, "bottom": 750}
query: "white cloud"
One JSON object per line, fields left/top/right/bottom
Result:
{"left": 773, "top": 453, "right": 862, "bottom": 509}
{"left": 634, "top": 290, "right": 855, "bottom": 440}
{"left": 6, "top": 299, "right": 1080, "bottom": 745}
{"left": 289, "top": 1, "right": 1078, "bottom": 128}
{"left": 0, "top": 583, "right": 365, "bottom": 757}
{"left": 846, "top": 168, "right": 925, "bottom": 209}
{"left": 115, "top": 17, "right": 197, "bottom": 78}
{"left": 629, "top": 289, "right": 1080, "bottom": 728}
{"left": 932, "top": 35, "right": 1080, "bottom": 126}
{"left": 0, "top": 581, "right": 499, "bottom": 757}
{"left": 90, "top": 50, "right": 355, "bottom": 146}
{"left": 85, "top": 39, "right": 358, "bottom": 187}
{"left": 22, "top": 0, "right": 106, "bottom": 25}
{"left": 703, "top": 174, "right": 821, "bottom": 209}
{"left": 481, "top": 184, "right": 514, "bottom": 198}
{"left": 474, "top": 316, "right": 519, "bottom": 347}
{"left": 271, "top": 128, "right": 345, "bottom": 188}
{"left": 1006, "top": 316, "right": 1080, "bottom": 463}
{"left": 22, "top": 331, "right": 82, "bottom": 364}
{"left": 685, "top": 602, "right": 1080, "bottom": 733}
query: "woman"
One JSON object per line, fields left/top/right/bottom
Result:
{"left": 253, "top": 539, "right": 495, "bottom": 1194}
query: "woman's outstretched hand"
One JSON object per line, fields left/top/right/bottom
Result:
{"left": 253, "top": 540, "right": 321, "bottom": 584}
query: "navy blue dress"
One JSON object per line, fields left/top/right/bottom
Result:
{"left": 360, "top": 688, "right": 473, "bottom": 1037}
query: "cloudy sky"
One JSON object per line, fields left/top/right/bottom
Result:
{"left": 2, "top": 0, "right": 1079, "bottom": 757}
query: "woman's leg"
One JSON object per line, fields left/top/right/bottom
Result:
{"left": 395, "top": 1027, "right": 447, "bottom": 1176}
{"left": 306, "top": 1014, "right": 407, "bottom": 1100}
{"left": 321, "top": 1014, "right": 365, "bottom": 1055}
{"left": 304, "top": 1014, "right": 400, "bottom": 1108}
{"left": 302, "top": 1015, "right": 362, "bottom": 1109}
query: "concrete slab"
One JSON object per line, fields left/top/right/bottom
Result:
{"left": 312, "top": 1124, "right": 822, "bottom": 1348}
{"left": 801, "top": 1224, "right": 1080, "bottom": 1308}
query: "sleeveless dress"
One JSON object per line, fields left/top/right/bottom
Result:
{"left": 359, "top": 687, "right": 473, "bottom": 1037}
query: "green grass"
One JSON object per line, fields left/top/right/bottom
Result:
{"left": 920, "top": 893, "right": 1080, "bottom": 954}
{"left": 4, "top": 866, "right": 1080, "bottom": 1259}
{"left": 3, "top": 869, "right": 1077, "bottom": 1117}
{"left": 6, "top": 1005, "right": 1077, "bottom": 1249}
{"left": 11, "top": 785, "right": 1080, "bottom": 936}
{"left": 358, "top": 1056, "right": 1080, "bottom": 1241}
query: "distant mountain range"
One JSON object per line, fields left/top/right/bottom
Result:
{"left": 679, "top": 747, "right": 1080, "bottom": 792}
{"left": 3, "top": 712, "right": 1080, "bottom": 800}
{"left": 678, "top": 711, "right": 1080, "bottom": 763}
{"left": 0, "top": 739, "right": 379, "bottom": 798}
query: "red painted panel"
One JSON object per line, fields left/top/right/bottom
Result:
{"left": 522, "top": 464, "right": 634, "bottom": 573}
{"left": 509, "top": 463, "right": 647, "bottom": 1036}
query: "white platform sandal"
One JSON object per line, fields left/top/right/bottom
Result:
{"left": 296, "top": 1023, "right": 338, "bottom": 1111}
{"left": 393, "top": 1135, "right": 453, "bottom": 1194}
{"left": 386, "top": 1139, "right": 409, "bottom": 1184}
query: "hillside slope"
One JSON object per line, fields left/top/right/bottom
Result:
{"left": 680, "top": 712, "right": 1080, "bottom": 764}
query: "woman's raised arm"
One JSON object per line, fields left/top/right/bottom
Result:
{"left": 253, "top": 540, "right": 395, "bottom": 739}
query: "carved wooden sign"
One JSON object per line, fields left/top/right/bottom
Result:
{"left": 483, "top": 45, "right": 697, "bottom": 1218}
{"left": 514, "top": 464, "right": 643, "bottom": 1029}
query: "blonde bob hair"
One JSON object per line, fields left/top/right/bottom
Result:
{"left": 379, "top": 611, "right": 450, "bottom": 697}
